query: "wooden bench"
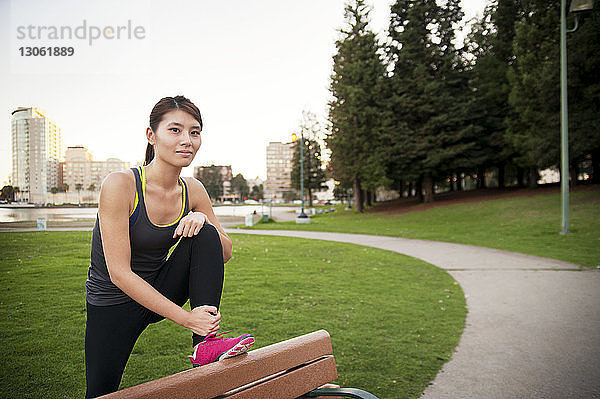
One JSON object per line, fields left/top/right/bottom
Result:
{"left": 101, "top": 330, "right": 378, "bottom": 399}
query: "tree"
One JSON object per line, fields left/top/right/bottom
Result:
{"left": 88, "top": 184, "right": 96, "bottom": 192}
{"left": 230, "top": 173, "right": 249, "bottom": 202}
{"left": 1, "top": 185, "right": 15, "bottom": 201}
{"left": 327, "top": 0, "right": 389, "bottom": 212}
{"left": 282, "top": 190, "right": 297, "bottom": 202}
{"left": 333, "top": 181, "right": 352, "bottom": 203}
{"left": 467, "top": 0, "right": 520, "bottom": 187}
{"left": 561, "top": 4, "right": 600, "bottom": 183}
{"left": 291, "top": 111, "right": 328, "bottom": 207}
{"left": 250, "top": 184, "right": 264, "bottom": 200}
{"left": 506, "top": 0, "right": 559, "bottom": 183}
{"left": 386, "top": 0, "right": 475, "bottom": 202}
{"left": 507, "top": 1, "right": 600, "bottom": 184}
{"left": 200, "top": 165, "right": 224, "bottom": 201}
{"left": 75, "top": 183, "right": 83, "bottom": 204}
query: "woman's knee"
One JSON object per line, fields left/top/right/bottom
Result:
{"left": 185, "top": 223, "right": 223, "bottom": 259}
{"left": 191, "top": 223, "right": 219, "bottom": 242}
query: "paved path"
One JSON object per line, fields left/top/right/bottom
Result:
{"left": 226, "top": 229, "right": 600, "bottom": 399}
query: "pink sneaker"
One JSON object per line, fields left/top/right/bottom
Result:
{"left": 189, "top": 330, "right": 255, "bottom": 368}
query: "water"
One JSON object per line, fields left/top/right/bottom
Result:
{"left": 0, "top": 205, "right": 297, "bottom": 222}
{"left": 0, "top": 207, "right": 98, "bottom": 222}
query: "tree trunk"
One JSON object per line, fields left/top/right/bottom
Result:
{"left": 528, "top": 168, "right": 538, "bottom": 188}
{"left": 449, "top": 175, "right": 455, "bottom": 191}
{"left": 408, "top": 180, "right": 413, "bottom": 197}
{"left": 308, "top": 188, "right": 313, "bottom": 207}
{"left": 365, "top": 190, "right": 372, "bottom": 207}
{"left": 456, "top": 174, "right": 462, "bottom": 191}
{"left": 592, "top": 149, "right": 600, "bottom": 184}
{"left": 498, "top": 165, "right": 505, "bottom": 189}
{"left": 569, "top": 165, "right": 576, "bottom": 187}
{"left": 477, "top": 167, "right": 486, "bottom": 189}
{"left": 353, "top": 176, "right": 364, "bottom": 213}
{"left": 422, "top": 174, "right": 434, "bottom": 203}
{"left": 517, "top": 167, "right": 525, "bottom": 187}
{"left": 416, "top": 178, "right": 423, "bottom": 202}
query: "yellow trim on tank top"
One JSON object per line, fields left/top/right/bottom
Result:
{"left": 129, "top": 188, "right": 139, "bottom": 218}
{"left": 140, "top": 165, "right": 186, "bottom": 227}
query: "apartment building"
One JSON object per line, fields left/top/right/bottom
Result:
{"left": 60, "top": 145, "right": 129, "bottom": 192}
{"left": 11, "top": 107, "right": 63, "bottom": 203}
{"left": 264, "top": 141, "right": 294, "bottom": 201}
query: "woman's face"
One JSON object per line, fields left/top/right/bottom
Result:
{"left": 147, "top": 109, "right": 202, "bottom": 167}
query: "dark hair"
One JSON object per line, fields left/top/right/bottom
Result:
{"left": 145, "top": 95, "right": 203, "bottom": 165}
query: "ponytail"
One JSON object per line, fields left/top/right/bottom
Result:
{"left": 144, "top": 143, "right": 154, "bottom": 166}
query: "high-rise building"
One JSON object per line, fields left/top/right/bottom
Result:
{"left": 11, "top": 107, "right": 63, "bottom": 203}
{"left": 60, "top": 145, "right": 129, "bottom": 193}
{"left": 265, "top": 141, "right": 294, "bottom": 201}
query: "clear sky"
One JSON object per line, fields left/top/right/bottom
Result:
{"left": 0, "top": 0, "right": 487, "bottom": 186}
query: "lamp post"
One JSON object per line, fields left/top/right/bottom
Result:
{"left": 560, "top": 0, "right": 594, "bottom": 234}
{"left": 292, "top": 133, "right": 310, "bottom": 223}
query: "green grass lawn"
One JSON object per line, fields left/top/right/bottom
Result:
{"left": 247, "top": 187, "right": 600, "bottom": 267}
{"left": 0, "top": 232, "right": 465, "bottom": 399}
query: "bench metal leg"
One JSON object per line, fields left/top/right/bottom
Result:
{"left": 303, "top": 387, "right": 379, "bottom": 399}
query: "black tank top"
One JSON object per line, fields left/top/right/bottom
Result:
{"left": 85, "top": 166, "right": 190, "bottom": 306}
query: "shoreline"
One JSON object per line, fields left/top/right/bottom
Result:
{"left": 0, "top": 203, "right": 305, "bottom": 209}
{"left": 0, "top": 215, "right": 246, "bottom": 230}
{"left": 0, "top": 204, "right": 96, "bottom": 209}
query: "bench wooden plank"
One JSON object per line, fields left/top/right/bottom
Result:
{"left": 222, "top": 356, "right": 338, "bottom": 399}
{"left": 102, "top": 330, "right": 334, "bottom": 399}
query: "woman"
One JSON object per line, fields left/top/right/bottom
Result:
{"left": 84, "top": 95, "right": 254, "bottom": 398}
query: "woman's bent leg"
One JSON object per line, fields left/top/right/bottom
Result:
{"left": 85, "top": 300, "right": 147, "bottom": 398}
{"left": 150, "top": 223, "right": 224, "bottom": 346}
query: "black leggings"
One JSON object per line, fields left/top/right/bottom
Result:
{"left": 84, "top": 224, "right": 224, "bottom": 398}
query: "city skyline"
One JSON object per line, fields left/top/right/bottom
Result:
{"left": 0, "top": 0, "right": 486, "bottom": 186}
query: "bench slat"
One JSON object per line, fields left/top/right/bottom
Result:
{"left": 103, "top": 330, "right": 334, "bottom": 399}
{"left": 221, "top": 355, "right": 338, "bottom": 399}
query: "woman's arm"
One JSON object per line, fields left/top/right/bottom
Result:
{"left": 98, "top": 172, "right": 219, "bottom": 336}
{"left": 180, "top": 177, "right": 233, "bottom": 263}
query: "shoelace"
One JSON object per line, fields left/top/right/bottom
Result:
{"left": 198, "top": 330, "right": 232, "bottom": 346}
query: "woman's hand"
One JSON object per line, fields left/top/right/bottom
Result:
{"left": 174, "top": 211, "right": 209, "bottom": 238}
{"left": 186, "top": 305, "right": 221, "bottom": 336}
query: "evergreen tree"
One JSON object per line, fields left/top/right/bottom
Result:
{"left": 327, "top": 0, "right": 389, "bottom": 212}
{"left": 564, "top": 5, "right": 600, "bottom": 182}
{"left": 507, "top": 0, "right": 560, "bottom": 177}
{"left": 467, "top": 0, "right": 520, "bottom": 187}
{"left": 333, "top": 181, "right": 353, "bottom": 203}
{"left": 507, "top": 1, "right": 600, "bottom": 184}
{"left": 387, "top": 0, "right": 475, "bottom": 202}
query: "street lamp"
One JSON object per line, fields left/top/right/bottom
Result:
{"left": 292, "top": 132, "right": 310, "bottom": 223}
{"left": 560, "top": 0, "right": 594, "bottom": 234}
{"left": 570, "top": 0, "right": 594, "bottom": 13}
